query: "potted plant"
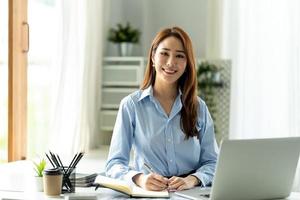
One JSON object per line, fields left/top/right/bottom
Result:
{"left": 197, "top": 61, "right": 224, "bottom": 139}
{"left": 33, "top": 158, "right": 46, "bottom": 191}
{"left": 108, "top": 22, "right": 141, "bottom": 56}
{"left": 198, "top": 61, "right": 224, "bottom": 95}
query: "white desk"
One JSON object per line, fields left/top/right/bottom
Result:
{"left": 1, "top": 157, "right": 300, "bottom": 200}
{"left": 1, "top": 188, "right": 300, "bottom": 200}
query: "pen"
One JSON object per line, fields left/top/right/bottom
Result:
{"left": 94, "top": 184, "right": 100, "bottom": 191}
{"left": 45, "top": 153, "right": 55, "bottom": 168}
{"left": 143, "top": 162, "right": 155, "bottom": 173}
{"left": 66, "top": 153, "right": 77, "bottom": 175}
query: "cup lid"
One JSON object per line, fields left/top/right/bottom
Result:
{"left": 43, "top": 168, "right": 63, "bottom": 175}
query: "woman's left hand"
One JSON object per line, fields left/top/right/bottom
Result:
{"left": 167, "top": 175, "right": 199, "bottom": 191}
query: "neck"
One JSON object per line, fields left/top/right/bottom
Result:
{"left": 153, "top": 82, "right": 178, "bottom": 100}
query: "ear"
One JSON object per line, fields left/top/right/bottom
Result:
{"left": 151, "top": 53, "right": 155, "bottom": 65}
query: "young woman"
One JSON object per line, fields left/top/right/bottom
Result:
{"left": 105, "top": 27, "right": 218, "bottom": 191}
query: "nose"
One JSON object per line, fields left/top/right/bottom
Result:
{"left": 167, "top": 56, "right": 177, "bottom": 67}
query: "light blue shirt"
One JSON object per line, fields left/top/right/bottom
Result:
{"left": 105, "top": 86, "right": 219, "bottom": 186}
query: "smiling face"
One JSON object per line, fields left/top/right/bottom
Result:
{"left": 152, "top": 36, "right": 187, "bottom": 87}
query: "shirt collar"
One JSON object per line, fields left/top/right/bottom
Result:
{"left": 178, "top": 87, "right": 183, "bottom": 96}
{"left": 138, "top": 86, "right": 153, "bottom": 101}
{"left": 138, "top": 85, "right": 183, "bottom": 102}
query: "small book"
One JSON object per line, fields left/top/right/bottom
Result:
{"left": 69, "top": 173, "right": 98, "bottom": 187}
{"left": 73, "top": 173, "right": 98, "bottom": 181}
{"left": 70, "top": 173, "right": 98, "bottom": 187}
{"left": 94, "top": 175, "right": 169, "bottom": 198}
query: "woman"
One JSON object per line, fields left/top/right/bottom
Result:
{"left": 105, "top": 27, "right": 218, "bottom": 191}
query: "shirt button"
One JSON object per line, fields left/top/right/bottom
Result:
{"left": 168, "top": 139, "right": 171, "bottom": 142}
{"left": 170, "top": 159, "right": 173, "bottom": 162}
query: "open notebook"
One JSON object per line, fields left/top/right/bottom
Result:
{"left": 94, "top": 175, "right": 169, "bottom": 198}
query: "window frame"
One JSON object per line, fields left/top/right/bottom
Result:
{"left": 8, "top": 0, "right": 28, "bottom": 161}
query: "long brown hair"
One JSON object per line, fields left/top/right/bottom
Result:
{"left": 141, "top": 27, "right": 199, "bottom": 139}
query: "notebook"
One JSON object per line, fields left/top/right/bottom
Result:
{"left": 175, "top": 137, "right": 300, "bottom": 200}
{"left": 94, "top": 175, "right": 169, "bottom": 198}
{"left": 70, "top": 173, "right": 98, "bottom": 187}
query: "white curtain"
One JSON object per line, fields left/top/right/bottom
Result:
{"left": 49, "top": 0, "right": 104, "bottom": 158}
{"left": 222, "top": 0, "right": 300, "bottom": 190}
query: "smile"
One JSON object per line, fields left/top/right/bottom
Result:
{"left": 162, "top": 67, "right": 177, "bottom": 74}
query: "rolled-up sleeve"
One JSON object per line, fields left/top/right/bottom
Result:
{"left": 191, "top": 100, "right": 219, "bottom": 187}
{"left": 105, "top": 96, "right": 141, "bottom": 184}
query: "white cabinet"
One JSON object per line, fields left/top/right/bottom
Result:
{"left": 100, "top": 57, "right": 146, "bottom": 131}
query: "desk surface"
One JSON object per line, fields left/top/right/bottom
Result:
{"left": 1, "top": 157, "right": 300, "bottom": 200}
{"left": 0, "top": 187, "right": 172, "bottom": 200}
{"left": 1, "top": 188, "right": 300, "bottom": 200}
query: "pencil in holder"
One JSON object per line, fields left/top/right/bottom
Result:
{"left": 61, "top": 166, "right": 76, "bottom": 193}
{"left": 45, "top": 151, "right": 84, "bottom": 193}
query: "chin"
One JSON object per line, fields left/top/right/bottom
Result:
{"left": 162, "top": 78, "right": 180, "bottom": 85}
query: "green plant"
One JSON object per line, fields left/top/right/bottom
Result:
{"left": 197, "top": 61, "right": 223, "bottom": 90}
{"left": 197, "top": 61, "right": 224, "bottom": 138}
{"left": 33, "top": 159, "right": 46, "bottom": 177}
{"left": 108, "top": 22, "right": 141, "bottom": 43}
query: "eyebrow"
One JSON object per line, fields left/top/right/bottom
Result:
{"left": 161, "top": 48, "right": 185, "bottom": 54}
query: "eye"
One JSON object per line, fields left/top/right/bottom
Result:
{"left": 176, "top": 54, "right": 186, "bottom": 59}
{"left": 160, "top": 52, "right": 169, "bottom": 56}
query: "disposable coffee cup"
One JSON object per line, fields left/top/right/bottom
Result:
{"left": 43, "top": 168, "right": 63, "bottom": 196}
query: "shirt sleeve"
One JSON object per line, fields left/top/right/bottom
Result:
{"left": 191, "top": 99, "right": 219, "bottom": 187}
{"left": 105, "top": 96, "right": 142, "bottom": 184}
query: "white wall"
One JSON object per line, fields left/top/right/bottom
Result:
{"left": 105, "top": 0, "right": 209, "bottom": 58}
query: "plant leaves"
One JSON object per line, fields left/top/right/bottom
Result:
{"left": 33, "top": 159, "right": 46, "bottom": 177}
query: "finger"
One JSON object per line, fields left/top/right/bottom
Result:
{"left": 147, "top": 182, "right": 167, "bottom": 191}
{"left": 176, "top": 177, "right": 194, "bottom": 191}
{"left": 169, "top": 179, "right": 184, "bottom": 190}
{"left": 147, "top": 174, "right": 168, "bottom": 188}
{"left": 177, "top": 184, "right": 187, "bottom": 191}
{"left": 150, "top": 178, "right": 168, "bottom": 189}
{"left": 168, "top": 176, "right": 182, "bottom": 186}
{"left": 168, "top": 176, "right": 177, "bottom": 182}
{"left": 152, "top": 174, "right": 168, "bottom": 184}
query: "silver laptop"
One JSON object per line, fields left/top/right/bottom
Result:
{"left": 175, "top": 137, "right": 300, "bottom": 200}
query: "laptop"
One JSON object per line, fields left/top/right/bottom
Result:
{"left": 175, "top": 137, "right": 300, "bottom": 200}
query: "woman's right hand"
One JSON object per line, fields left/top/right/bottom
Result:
{"left": 133, "top": 173, "right": 169, "bottom": 191}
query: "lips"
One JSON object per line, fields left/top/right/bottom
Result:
{"left": 162, "top": 67, "right": 177, "bottom": 74}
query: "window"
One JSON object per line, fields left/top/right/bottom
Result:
{"left": 27, "top": 0, "right": 58, "bottom": 158}
{"left": 1, "top": 0, "right": 29, "bottom": 162}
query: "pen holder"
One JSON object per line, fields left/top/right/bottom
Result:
{"left": 61, "top": 166, "right": 76, "bottom": 193}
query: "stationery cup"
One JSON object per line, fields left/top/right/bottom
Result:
{"left": 61, "top": 166, "right": 76, "bottom": 193}
{"left": 43, "top": 168, "right": 63, "bottom": 196}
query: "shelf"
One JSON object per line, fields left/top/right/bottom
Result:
{"left": 100, "top": 57, "right": 146, "bottom": 131}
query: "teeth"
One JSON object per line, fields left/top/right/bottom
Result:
{"left": 163, "top": 68, "right": 176, "bottom": 74}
